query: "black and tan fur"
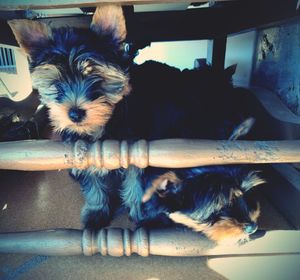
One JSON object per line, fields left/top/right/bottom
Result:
{"left": 9, "top": 5, "right": 264, "bottom": 241}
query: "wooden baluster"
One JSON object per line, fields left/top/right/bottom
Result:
{"left": 0, "top": 229, "right": 82, "bottom": 256}
{"left": 148, "top": 139, "right": 300, "bottom": 168}
{"left": 0, "top": 228, "right": 300, "bottom": 257}
{"left": 0, "top": 139, "right": 299, "bottom": 171}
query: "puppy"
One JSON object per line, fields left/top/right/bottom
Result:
{"left": 124, "top": 116, "right": 266, "bottom": 245}
{"left": 135, "top": 165, "right": 264, "bottom": 245}
{"left": 8, "top": 5, "right": 260, "bottom": 234}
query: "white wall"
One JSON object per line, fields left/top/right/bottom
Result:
{"left": 134, "top": 30, "right": 257, "bottom": 87}
{"left": 134, "top": 40, "right": 208, "bottom": 70}
{"left": 225, "top": 31, "right": 257, "bottom": 87}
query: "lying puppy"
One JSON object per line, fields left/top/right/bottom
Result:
{"left": 135, "top": 164, "right": 264, "bottom": 245}
{"left": 124, "top": 116, "right": 266, "bottom": 245}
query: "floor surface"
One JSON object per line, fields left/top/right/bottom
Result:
{"left": 0, "top": 170, "right": 293, "bottom": 280}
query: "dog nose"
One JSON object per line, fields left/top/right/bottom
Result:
{"left": 68, "top": 107, "right": 86, "bottom": 123}
{"left": 243, "top": 222, "right": 258, "bottom": 234}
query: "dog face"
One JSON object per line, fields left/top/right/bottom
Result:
{"left": 142, "top": 167, "right": 265, "bottom": 245}
{"left": 8, "top": 5, "right": 130, "bottom": 139}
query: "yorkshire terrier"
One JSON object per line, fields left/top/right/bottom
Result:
{"left": 8, "top": 5, "right": 132, "bottom": 229}
{"left": 8, "top": 5, "right": 265, "bottom": 244}
{"left": 126, "top": 119, "right": 265, "bottom": 245}
{"left": 137, "top": 166, "right": 264, "bottom": 245}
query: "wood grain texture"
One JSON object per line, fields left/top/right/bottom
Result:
{"left": 0, "top": 228, "right": 300, "bottom": 256}
{"left": 0, "top": 139, "right": 299, "bottom": 171}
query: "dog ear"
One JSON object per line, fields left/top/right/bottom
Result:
{"left": 142, "top": 172, "right": 182, "bottom": 203}
{"left": 90, "top": 5, "right": 126, "bottom": 42}
{"left": 8, "top": 19, "right": 51, "bottom": 59}
{"left": 224, "top": 64, "right": 237, "bottom": 78}
{"left": 168, "top": 211, "right": 209, "bottom": 233}
{"left": 241, "top": 171, "right": 266, "bottom": 192}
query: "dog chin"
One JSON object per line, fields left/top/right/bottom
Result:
{"left": 55, "top": 125, "right": 105, "bottom": 141}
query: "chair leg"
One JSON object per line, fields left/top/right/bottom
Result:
{"left": 207, "top": 36, "right": 227, "bottom": 71}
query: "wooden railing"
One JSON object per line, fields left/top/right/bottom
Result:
{"left": 0, "top": 138, "right": 300, "bottom": 256}
{"left": 1, "top": 0, "right": 300, "bottom": 258}
{"left": 0, "top": 139, "right": 300, "bottom": 171}
{"left": 1, "top": 227, "right": 300, "bottom": 257}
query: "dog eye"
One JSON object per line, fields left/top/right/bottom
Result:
{"left": 79, "top": 60, "right": 95, "bottom": 76}
{"left": 86, "top": 90, "right": 102, "bottom": 101}
{"left": 53, "top": 83, "right": 68, "bottom": 102}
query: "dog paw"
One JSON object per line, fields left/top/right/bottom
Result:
{"left": 81, "top": 207, "right": 111, "bottom": 230}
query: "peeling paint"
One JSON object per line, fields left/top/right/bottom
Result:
{"left": 253, "top": 141, "right": 280, "bottom": 161}
{"left": 253, "top": 19, "right": 300, "bottom": 116}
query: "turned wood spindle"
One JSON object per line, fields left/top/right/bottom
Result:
{"left": 0, "top": 228, "right": 300, "bottom": 257}
{"left": 0, "top": 139, "right": 299, "bottom": 171}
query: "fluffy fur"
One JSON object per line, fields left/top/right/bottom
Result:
{"left": 129, "top": 116, "right": 265, "bottom": 244}
{"left": 133, "top": 165, "right": 265, "bottom": 244}
{"left": 9, "top": 5, "right": 264, "bottom": 240}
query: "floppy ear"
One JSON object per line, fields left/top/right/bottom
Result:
{"left": 241, "top": 171, "right": 266, "bottom": 192}
{"left": 8, "top": 19, "right": 51, "bottom": 59}
{"left": 168, "top": 211, "right": 209, "bottom": 233}
{"left": 90, "top": 4, "right": 126, "bottom": 42}
{"left": 142, "top": 171, "right": 182, "bottom": 203}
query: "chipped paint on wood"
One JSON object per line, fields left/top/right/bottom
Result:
{"left": 253, "top": 19, "right": 300, "bottom": 116}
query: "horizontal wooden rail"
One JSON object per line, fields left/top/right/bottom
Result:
{"left": 0, "top": 139, "right": 299, "bottom": 171}
{"left": 0, "top": 227, "right": 299, "bottom": 256}
{"left": 0, "top": 0, "right": 232, "bottom": 10}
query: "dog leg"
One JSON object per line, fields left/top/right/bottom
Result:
{"left": 72, "top": 170, "right": 112, "bottom": 229}
{"left": 137, "top": 214, "right": 174, "bottom": 229}
{"left": 121, "top": 166, "right": 144, "bottom": 223}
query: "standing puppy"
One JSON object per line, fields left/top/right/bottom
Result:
{"left": 8, "top": 5, "right": 131, "bottom": 229}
